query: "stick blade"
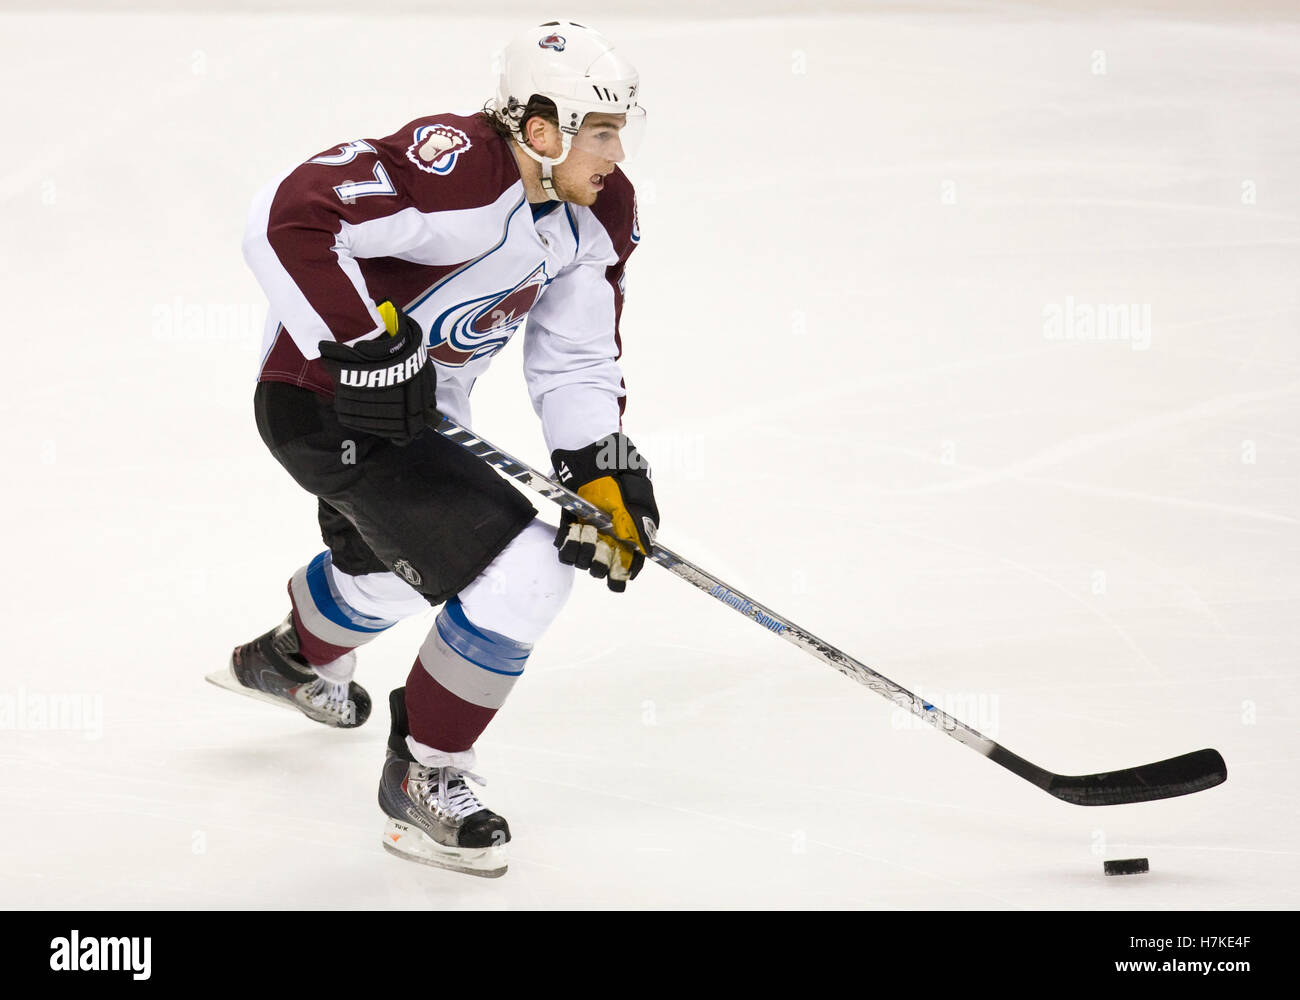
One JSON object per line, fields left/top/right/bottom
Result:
{"left": 1047, "top": 748, "right": 1227, "bottom": 806}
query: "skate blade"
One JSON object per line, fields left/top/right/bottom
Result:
{"left": 381, "top": 819, "right": 508, "bottom": 878}
{"left": 204, "top": 662, "right": 298, "bottom": 713}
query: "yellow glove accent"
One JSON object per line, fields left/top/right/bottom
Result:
{"left": 577, "top": 476, "right": 647, "bottom": 564}
{"left": 377, "top": 300, "right": 400, "bottom": 336}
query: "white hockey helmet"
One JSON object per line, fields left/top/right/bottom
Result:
{"left": 493, "top": 20, "right": 645, "bottom": 195}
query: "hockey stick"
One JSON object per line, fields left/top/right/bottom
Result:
{"left": 434, "top": 417, "right": 1227, "bottom": 807}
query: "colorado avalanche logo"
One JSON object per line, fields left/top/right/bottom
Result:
{"left": 428, "top": 263, "right": 551, "bottom": 366}
{"left": 538, "top": 33, "right": 566, "bottom": 51}
{"left": 406, "top": 124, "right": 472, "bottom": 175}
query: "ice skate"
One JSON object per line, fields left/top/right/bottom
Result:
{"left": 207, "top": 614, "right": 371, "bottom": 728}
{"left": 378, "top": 690, "right": 510, "bottom": 877}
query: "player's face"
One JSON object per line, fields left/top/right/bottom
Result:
{"left": 552, "top": 114, "right": 630, "bottom": 206}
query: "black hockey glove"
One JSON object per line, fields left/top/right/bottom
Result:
{"left": 552, "top": 433, "right": 659, "bottom": 593}
{"left": 317, "top": 301, "right": 438, "bottom": 446}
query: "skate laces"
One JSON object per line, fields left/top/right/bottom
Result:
{"left": 303, "top": 677, "right": 356, "bottom": 725}
{"left": 413, "top": 765, "right": 486, "bottom": 821}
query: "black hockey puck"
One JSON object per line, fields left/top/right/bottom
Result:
{"left": 1104, "top": 858, "right": 1149, "bottom": 876}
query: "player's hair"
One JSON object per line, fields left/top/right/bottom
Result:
{"left": 479, "top": 95, "right": 559, "bottom": 149}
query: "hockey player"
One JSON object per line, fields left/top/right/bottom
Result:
{"left": 214, "top": 21, "right": 658, "bottom": 878}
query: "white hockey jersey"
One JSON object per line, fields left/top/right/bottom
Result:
{"left": 241, "top": 111, "right": 639, "bottom": 452}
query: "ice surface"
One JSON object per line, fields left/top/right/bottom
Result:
{"left": 1, "top": 2, "right": 1297, "bottom": 909}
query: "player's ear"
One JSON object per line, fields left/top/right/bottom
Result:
{"left": 524, "top": 116, "right": 559, "bottom": 157}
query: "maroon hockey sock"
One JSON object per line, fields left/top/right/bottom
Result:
{"left": 404, "top": 598, "right": 531, "bottom": 753}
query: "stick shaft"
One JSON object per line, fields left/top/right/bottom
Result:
{"left": 433, "top": 417, "right": 1227, "bottom": 806}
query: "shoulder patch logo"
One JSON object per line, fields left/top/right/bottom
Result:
{"left": 539, "top": 33, "right": 566, "bottom": 51}
{"left": 407, "top": 124, "right": 472, "bottom": 175}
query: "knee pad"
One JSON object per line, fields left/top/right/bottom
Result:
{"left": 456, "top": 518, "right": 574, "bottom": 643}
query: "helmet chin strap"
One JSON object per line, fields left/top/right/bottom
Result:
{"left": 539, "top": 158, "right": 560, "bottom": 201}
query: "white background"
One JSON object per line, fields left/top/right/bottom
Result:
{"left": 1, "top": 0, "right": 1297, "bottom": 908}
